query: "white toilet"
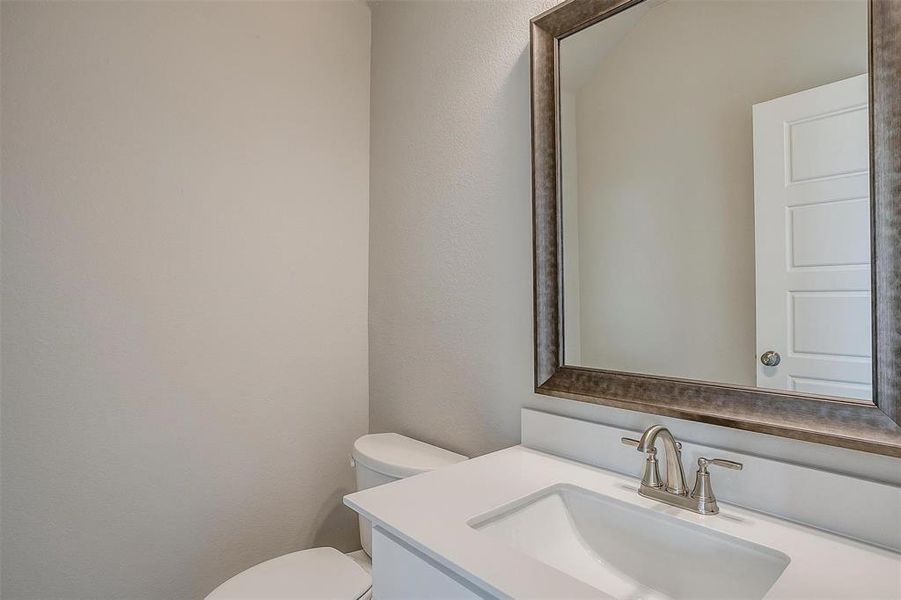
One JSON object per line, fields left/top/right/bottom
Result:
{"left": 206, "top": 433, "right": 467, "bottom": 599}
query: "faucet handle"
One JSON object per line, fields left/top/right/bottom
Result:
{"left": 622, "top": 437, "right": 663, "bottom": 488}
{"left": 698, "top": 457, "right": 743, "bottom": 472}
{"left": 691, "top": 457, "right": 742, "bottom": 514}
{"left": 621, "top": 436, "right": 682, "bottom": 450}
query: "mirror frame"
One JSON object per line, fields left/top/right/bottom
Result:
{"left": 531, "top": 0, "right": 901, "bottom": 456}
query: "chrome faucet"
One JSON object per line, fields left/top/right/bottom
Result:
{"left": 622, "top": 425, "right": 742, "bottom": 515}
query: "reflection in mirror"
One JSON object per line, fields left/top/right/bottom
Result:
{"left": 559, "top": 0, "right": 871, "bottom": 402}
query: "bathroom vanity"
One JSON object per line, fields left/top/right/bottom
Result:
{"left": 345, "top": 410, "right": 901, "bottom": 599}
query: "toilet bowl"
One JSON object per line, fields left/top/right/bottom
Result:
{"left": 206, "top": 433, "right": 467, "bottom": 599}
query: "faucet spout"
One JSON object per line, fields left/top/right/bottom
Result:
{"left": 637, "top": 425, "right": 688, "bottom": 495}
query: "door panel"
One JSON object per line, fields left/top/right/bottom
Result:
{"left": 789, "top": 198, "right": 870, "bottom": 267}
{"left": 788, "top": 106, "right": 869, "bottom": 182}
{"left": 790, "top": 292, "right": 871, "bottom": 357}
{"left": 788, "top": 376, "right": 872, "bottom": 401}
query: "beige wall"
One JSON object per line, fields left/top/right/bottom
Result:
{"left": 1, "top": 2, "right": 370, "bottom": 598}
{"left": 567, "top": 0, "right": 867, "bottom": 385}
{"left": 368, "top": 0, "right": 901, "bottom": 482}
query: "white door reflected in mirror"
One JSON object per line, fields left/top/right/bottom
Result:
{"left": 753, "top": 74, "right": 871, "bottom": 402}
{"left": 558, "top": 0, "right": 873, "bottom": 404}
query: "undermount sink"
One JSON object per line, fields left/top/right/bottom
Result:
{"left": 469, "top": 484, "right": 790, "bottom": 600}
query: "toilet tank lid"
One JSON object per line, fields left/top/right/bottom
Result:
{"left": 352, "top": 433, "right": 467, "bottom": 478}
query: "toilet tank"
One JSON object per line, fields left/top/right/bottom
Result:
{"left": 352, "top": 433, "right": 467, "bottom": 556}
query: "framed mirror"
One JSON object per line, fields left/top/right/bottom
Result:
{"left": 531, "top": 0, "right": 901, "bottom": 456}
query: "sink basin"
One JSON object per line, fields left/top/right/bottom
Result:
{"left": 469, "top": 484, "right": 790, "bottom": 600}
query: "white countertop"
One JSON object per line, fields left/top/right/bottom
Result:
{"left": 344, "top": 445, "right": 901, "bottom": 599}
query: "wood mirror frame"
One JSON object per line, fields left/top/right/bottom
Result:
{"left": 531, "top": 0, "right": 901, "bottom": 456}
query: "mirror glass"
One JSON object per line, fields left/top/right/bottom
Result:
{"left": 559, "top": 0, "right": 871, "bottom": 403}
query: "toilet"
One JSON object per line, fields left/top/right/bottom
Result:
{"left": 206, "top": 433, "right": 467, "bottom": 599}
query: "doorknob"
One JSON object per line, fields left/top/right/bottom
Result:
{"left": 760, "top": 350, "right": 781, "bottom": 367}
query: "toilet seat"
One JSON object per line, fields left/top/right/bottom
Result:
{"left": 206, "top": 547, "right": 372, "bottom": 600}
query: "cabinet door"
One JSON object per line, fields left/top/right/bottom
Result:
{"left": 372, "top": 527, "right": 491, "bottom": 599}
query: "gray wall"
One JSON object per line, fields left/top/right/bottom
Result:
{"left": 1, "top": 2, "right": 370, "bottom": 598}
{"left": 368, "top": 0, "right": 901, "bottom": 483}
{"left": 369, "top": 0, "right": 558, "bottom": 457}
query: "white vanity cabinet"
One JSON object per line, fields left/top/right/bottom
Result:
{"left": 371, "top": 527, "right": 489, "bottom": 599}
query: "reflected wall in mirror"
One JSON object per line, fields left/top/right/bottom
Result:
{"left": 558, "top": 0, "right": 872, "bottom": 403}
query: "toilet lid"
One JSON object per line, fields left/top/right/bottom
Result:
{"left": 206, "top": 547, "right": 372, "bottom": 600}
